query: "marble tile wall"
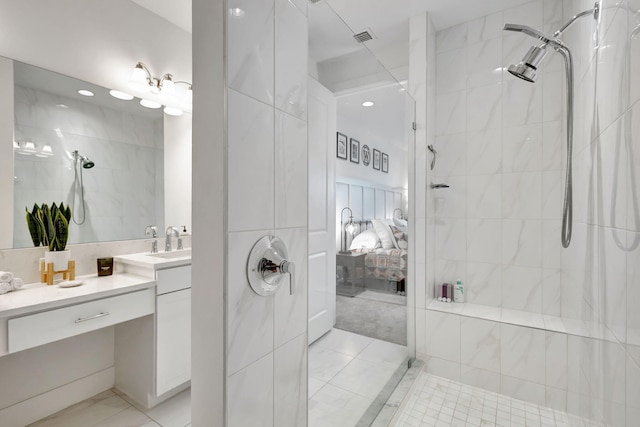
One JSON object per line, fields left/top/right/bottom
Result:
{"left": 13, "top": 86, "right": 164, "bottom": 248}
{"left": 432, "top": 0, "right": 564, "bottom": 317}
{"left": 225, "top": 0, "right": 308, "bottom": 425}
{"left": 423, "top": 0, "right": 640, "bottom": 424}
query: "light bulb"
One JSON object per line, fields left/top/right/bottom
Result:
{"left": 346, "top": 222, "right": 356, "bottom": 234}
{"left": 22, "top": 141, "right": 37, "bottom": 153}
{"left": 129, "top": 64, "right": 151, "bottom": 92}
{"left": 161, "top": 74, "right": 175, "bottom": 95}
{"left": 185, "top": 86, "right": 193, "bottom": 106}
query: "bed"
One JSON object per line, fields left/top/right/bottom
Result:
{"left": 347, "top": 218, "right": 408, "bottom": 294}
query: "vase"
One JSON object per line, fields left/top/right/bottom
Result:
{"left": 45, "top": 250, "right": 71, "bottom": 271}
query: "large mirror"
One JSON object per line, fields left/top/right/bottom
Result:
{"left": 4, "top": 59, "right": 191, "bottom": 249}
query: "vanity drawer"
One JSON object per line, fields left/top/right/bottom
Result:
{"left": 8, "top": 288, "right": 155, "bottom": 353}
{"left": 156, "top": 265, "right": 191, "bottom": 294}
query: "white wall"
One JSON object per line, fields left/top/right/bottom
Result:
{"left": 164, "top": 114, "right": 192, "bottom": 234}
{"left": 192, "top": 0, "right": 309, "bottom": 425}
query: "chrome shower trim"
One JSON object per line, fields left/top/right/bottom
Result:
{"left": 503, "top": 3, "right": 599, "bottom": 248}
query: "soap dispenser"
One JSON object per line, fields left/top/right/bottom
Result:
{"left": 454, "top": 279, "right": 464, "bottom": 303}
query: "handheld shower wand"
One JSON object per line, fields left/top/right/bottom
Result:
{"left": 503, "top": 2, "right": 599, "bottom": 248}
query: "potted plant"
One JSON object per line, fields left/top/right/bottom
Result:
{"left": 26, "top": 202, "right": 72, "bottom": 271}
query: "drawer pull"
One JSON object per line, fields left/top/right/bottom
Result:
{"left": 75, "top": 312, "right": 110, "bottom": 323}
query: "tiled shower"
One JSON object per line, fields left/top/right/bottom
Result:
{"left": 411, "top": 0, "right": 640, "bottom": 425}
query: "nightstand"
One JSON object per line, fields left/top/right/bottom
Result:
{"left": 336, "top": 252, "right": 366, "bottom": 297}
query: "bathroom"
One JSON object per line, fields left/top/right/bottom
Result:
{"left": 0, "top": 0, "right": 639, "bottom": 426}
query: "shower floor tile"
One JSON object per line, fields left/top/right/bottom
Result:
{"left": 391, "top": 372, "right": 604, "bottom": 427}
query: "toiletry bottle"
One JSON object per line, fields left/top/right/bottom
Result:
{"left": 454, "top": 279, "right": 464, "bottom": 303}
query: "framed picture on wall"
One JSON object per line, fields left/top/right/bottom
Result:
{"left": 362, "top": 145, "right": 371, "bottom": 166}
{"left": 350, "top": 138, "right": 360, "bottom": 164}
{"left": 373, "top": 149, "right": 381, "bottom": 170}
{"left": 382, "top": 153, "right": 389, "bottom": 173}
{"left": 337, "top": 132, "right": 348, "bottom": 159}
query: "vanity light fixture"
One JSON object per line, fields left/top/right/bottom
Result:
{"left": 77, "top": 89, "right": 94, "bottom": 97}
{"left": 17, "top": 141, "right": 37, "bottom": 155}
{"left": 140, "top": 99, "right": 162, "bottom": 109}
{"left": 109, "top": 89, "right": 134, "bottom": 100}
{"left": 127, "top": 62, "right": 193, "bottom": 111}
{"left": 362, "top": 101, "right": 374, "bottom": 107}
{"left": 35, "top": 144, "right": 54, "bottom": 158}
{"left": 129, "top": 62, "right": 176, "bottom": 96}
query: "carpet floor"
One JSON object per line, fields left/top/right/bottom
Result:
{"left": 335, "top": 290, "right": 407, "bottom": 346}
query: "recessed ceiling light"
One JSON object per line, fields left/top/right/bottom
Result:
{"left": 140, "top": 99, "right": 162, "bottom": 109}
{"left": 164, "top": 106, "right": 184, "bottom": 116}
{"left": 229, "top": 7, "right": 245, "bottom": 17}
{"left": 109, "top": 89, "right": 134, "bottom": 100}
{"left": 78, "top": 89, "right": 94, "bottom": 97}
{"left": 362, "top": 101, "right": 375, "bottom": 107}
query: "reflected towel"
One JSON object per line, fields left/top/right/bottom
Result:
{"left": 0, "top": 282, "right": 10, "bottom": 295}
{"left": 0, "top": 271, "right": 13, "bottom": 282}
{"left": 10, "top": 278, "right": 23, "bottom": 291}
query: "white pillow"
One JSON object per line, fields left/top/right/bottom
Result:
{"left": 372, "top": 219, "right": 397, "bottom": 249}
{"left": 393, "top": 217, "right": 408, "bottom": 228}
{"left": 349, "top": 229, "right": 380, "bottom": 250}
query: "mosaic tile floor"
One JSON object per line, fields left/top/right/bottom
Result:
{"left": 391, "top": 372, "right": 604, "bottom": 427}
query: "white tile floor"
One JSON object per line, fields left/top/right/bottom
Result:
{"left": 28, "top": 388, "right": 191, "bottom": 427}
{"left": 308, "top": 328, "right": 408, "bottom": 427}
{"left": 391, "top": 371, "right": 605, "bottom": 427}
{"left": 30, "top": 329, "right": 407, "bottom": 427}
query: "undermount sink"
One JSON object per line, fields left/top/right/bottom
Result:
{"left": 148, "top": 249, "right": 192, "bottom": 259}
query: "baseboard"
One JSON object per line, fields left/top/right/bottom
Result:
{"left": 0, "top": 367, "right": 114, "bottom": 427}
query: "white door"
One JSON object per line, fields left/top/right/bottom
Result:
{"left": 308, "top": 77, "right": 336, "bottom": 344}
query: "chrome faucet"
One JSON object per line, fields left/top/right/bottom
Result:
{"left": 165, "top": 226, "right": 180, "bottom": 252}
{"left": 145, "top": 225, "right": 158, "bottom": 253}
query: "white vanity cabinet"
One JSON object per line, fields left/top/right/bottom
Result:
{"left": 155, "top": 267, "right": 191, "bottom": 396}
{"left": 113, "top": 258, "right": 192, "bottom": 409}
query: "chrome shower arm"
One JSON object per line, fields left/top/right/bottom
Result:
{"left": 503, "top": 24, "right": 554, "bottom": 44}
{"left": 554, "top": 2, "right": 600, "bottom": 37}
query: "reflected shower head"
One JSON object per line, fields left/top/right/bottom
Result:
{"left": 72, "top": 150, "right": 95, "bottom": 169}
{"left": 507, "top": 45, "right": 548, "bottom": 83}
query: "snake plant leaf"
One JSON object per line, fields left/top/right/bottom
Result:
{"left": 41, "top": 203, "right": 55, "bottom": 249}
{"left": 25, "top": 206, "right": 42, "bottom": 247}
{"left": 34, "top": 204, "right": 48, "bottom": 246}
{"left": 51, "top": 202, "right": 59, "bottom": 224}
{"left": 52, "top": 209, "right": 69, "bottom": 251}
{"left": 60, "top": 202, "right": 72, "bottom": 223}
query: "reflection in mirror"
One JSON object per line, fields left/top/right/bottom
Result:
{"left": 10, "top": 60, "right": 165, "bottom": 249}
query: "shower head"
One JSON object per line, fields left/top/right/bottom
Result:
{"left": 72, "top": 150, "right": 95, "bottom": 169}
{"left": 507, "top": 45, "right": 548, "bottom": 83}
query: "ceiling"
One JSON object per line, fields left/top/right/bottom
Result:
{"left": 131, "top": 0, "right": 531, "bottom": 64}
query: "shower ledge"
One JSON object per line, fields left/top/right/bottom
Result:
{"left": 426, "top": 300, "right": 618, "bottom": 342}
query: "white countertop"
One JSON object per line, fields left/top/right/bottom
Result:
{"left": 115, "top": 249, "right": 192, "bottom": 270}
{"left": 0, "top": 273, "right": 156, "bottom": 318}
